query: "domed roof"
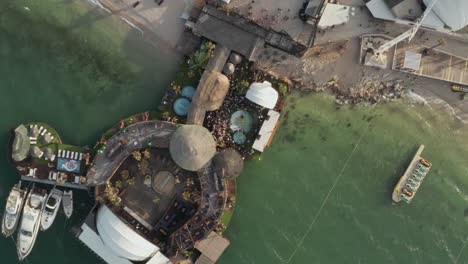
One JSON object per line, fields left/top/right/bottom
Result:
{"left": 169, "top": 125, "right": 216, "bottom": 171}
{"left": 212, "top": 148, "right": 243, "bottom": 178}
{"left": 246, "top": 81, "right": 279, "bottom": 109}
{"left": 96, "top": 205, "right": 158, "bottom": 261}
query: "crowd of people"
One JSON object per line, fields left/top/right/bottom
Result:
{"left": 204, "top": 90, "right": 266, "bottom": 157}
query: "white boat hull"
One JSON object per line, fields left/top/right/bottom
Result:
{"left": 2, "top": 183, "right": 26, "bottom": 237}
{"left": 41, "top": 189, "right": 63, "bottom": 231}
{"left": 17, "top": 187, "right": 46, "bottom": 260}
{"left": 62, "top": 190, "right": 73, "bottom": 219}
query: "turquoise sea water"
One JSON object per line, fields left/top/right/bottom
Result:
{"left": 0, "top": 1, "right": 178, "bottom": 263}
{"left": 2, "top": 1, "right": 468, "bottom": 264}
{"left": 221, "top": 93, "right": 468, "bottom": 264}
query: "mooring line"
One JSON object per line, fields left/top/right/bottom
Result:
{"left": 284, "top": 116, "right": 374, "bottom": 264}
{"left": 454, "top": 237, "right": 467, "bottom": 264}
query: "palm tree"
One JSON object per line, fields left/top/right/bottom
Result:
{"left": 189, "top": 50, "right": 210, "bottom": 76}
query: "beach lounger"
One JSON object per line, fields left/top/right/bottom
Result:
{"left": 75, "top": 152, "right": 79, "bottom": 160}
{"left": 58, "top": 150, "right": 62, "bottom": 157}
{"left": 30, "top": 140, "right": 36, "bottom": 145}
{"left": 66, "top": 151, "right": 70, "bottom": 159}
{"left": 40, "top": 129, "right": 47, "bottom": 136}
{"left": 38, "top": 126, "right": 44, "bottom": 134}
{"left": 79, "top": 153, "right": 83, "bottom": 160}
{"left": 50, "top": 155, "right": 56, "bottom": 162}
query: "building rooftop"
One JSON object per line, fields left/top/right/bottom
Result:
{"left": 195, "top": 231, "right": 230, "bottom": 263}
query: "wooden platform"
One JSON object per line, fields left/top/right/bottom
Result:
{"left": 392, "top": 145, "right": 426, "bottom": 203}
{"left": 393, "top": 43, "right": 468, "bottom": 86}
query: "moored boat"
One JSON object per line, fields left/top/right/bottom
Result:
{"left": 392, "top": 145, "right": 432, "bottom": 203}
{"left": 17, "top": 186, "right": 47, "bottom": 260}
{"left": 2, "top": 182, "right": 27, "bottom": 237}
{"left": 62, "top": 190, "right": 73, "bottom": 218}
{"left": 40, "top": 188, "right": 63, "bottom": 231}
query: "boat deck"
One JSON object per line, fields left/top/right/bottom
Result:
{"left": 392, "top": 145, "right": 426, "bottom": 202}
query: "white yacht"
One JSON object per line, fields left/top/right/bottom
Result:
{"left": 40, "top": 188, "right": 63, "bottom": 231}
{"left": 17, "top": 186, "right": 47, "bottom": 260}
{"left": 62, "top": 190, "right": 73, "bottom": 218}
{"left": 2, "top": 182, "right": 27, "bottom": 237}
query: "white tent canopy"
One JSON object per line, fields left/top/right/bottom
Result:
{"left": 96, "top": 205, "right": 159, "bottom": 261}
{"left": 245, "top": 81, "right": 279, "bottom": 109}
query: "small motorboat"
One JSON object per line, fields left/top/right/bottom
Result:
{"left": 62, "top": 190, "right": 73, "bottom": 218}
{"left": 420, "top": 159, "right": 432, "bottom": 167}
{"left": 402, "top": 188, "right": 413, "bottom": 197}
{"left": 2, "top": 182, "right": 27, "bottom": 237}
{"left": 417, "top": 164, "right": 429, "bottom": 171}
{"left": 17, "top": 186, "right": 47, "bottom": 260}
{"left": 411, "top": 174, "right": 423, "bottom": 182}
{"left": 400, "top": 193, "right": 412, "bottom": 202}
{"left": 407, "top": 178, "right": 419, "bottom": 187}
{"left": 414, "top": 169, "right": 425, "bottom": 176}
{"left": 40, "top": 188, "right": 63, "bottom": 231}
{"left": 406, "top": 184, "right": 416, "bottom": 192}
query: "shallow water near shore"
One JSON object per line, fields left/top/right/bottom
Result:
{"left": 2, "top": 1, "right": 468, "bottom": 264}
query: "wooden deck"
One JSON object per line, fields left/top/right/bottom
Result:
{"left": 393, "top": 43, "right": 468, "bottom": 86}
{"left": 392, "top": 145, "right": 426, "bottom": 203}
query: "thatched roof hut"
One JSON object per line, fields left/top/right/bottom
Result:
{"left": 12, "top": 124, "right": 30, "bottom": 162}
{"left": 188, "top": 71, "right": 230, "bottom": 125}
{"left": 30, "top": 146, "right": 43, "bottom": 159}
{"left": 212, "top": 148, "right": 243, "bottom": 179}
{"left": 192, "top": 71, "right": 230, "bottom": 110}
{"left": 42, "top": 133, "right": 52, "bottom": 144}
{"left": 169, "top": 125, "right": 216, "bottom": 171}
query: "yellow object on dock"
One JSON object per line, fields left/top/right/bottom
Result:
{"left": 392, "top": 145, "right": 430, "bottom": 203}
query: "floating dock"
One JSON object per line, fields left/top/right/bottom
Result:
{"left": 392, "top": 145, "right": 430, "bottom": 203}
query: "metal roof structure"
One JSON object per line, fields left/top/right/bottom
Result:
{"left": 195, "top": 231, "right": 230, "bottom": 263}
{"left": 423, "top": 0, "right": 468, "bottom": 31}
{"left": 366, "top": 0, "right": 467, "bottom": 31}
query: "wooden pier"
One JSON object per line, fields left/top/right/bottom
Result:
{"left": 392, "top": 145, "right": 426, "bottom": 203}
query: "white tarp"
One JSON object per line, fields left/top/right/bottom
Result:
{"left": 318, "top": 4, "right": 352, "bottom": 29}
{"left": 423, "top": 0, "right": 468, "bottom": 31}
{"left": 96, "top": 205, "right": 159, "bottom": 261}
{"left": 78, "top": 224, "right": 133, "bottom": 264}
{"left": 252, "top": 110, "right": 281, "bottom": 152}
{"left": 245, "top": 81, "right": 279, "bottom": 109}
